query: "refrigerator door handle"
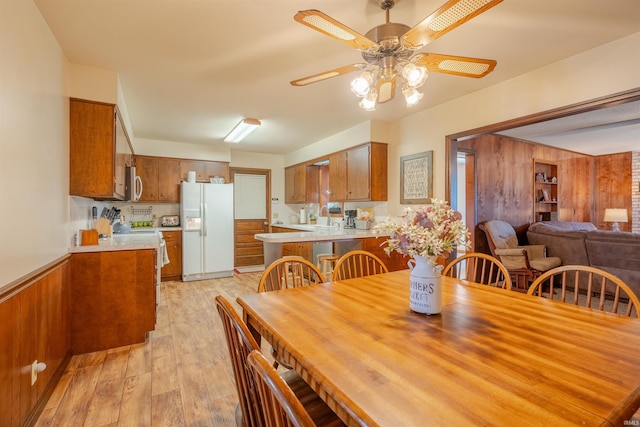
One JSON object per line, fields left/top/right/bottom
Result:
{"left": 202, "top": 202, "right": 207, "bottom": 237}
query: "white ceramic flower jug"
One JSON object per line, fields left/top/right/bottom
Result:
{"left": 408, "top": 255, "right": 442, "bottom": 315}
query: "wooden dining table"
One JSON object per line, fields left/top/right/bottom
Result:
{"left": 237, "top": 270, "right": 640, "bottom": 427}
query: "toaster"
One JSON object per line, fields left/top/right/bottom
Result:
{"left": 161, "top": 215, "right": 180, "bottom": 227}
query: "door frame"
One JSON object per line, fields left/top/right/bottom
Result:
{"left": 229, "top": 167, "right": 271, "bottom": 268}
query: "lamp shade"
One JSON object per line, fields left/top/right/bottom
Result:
{"left": 604, "top": 208, "right": 628, "bottom": 223}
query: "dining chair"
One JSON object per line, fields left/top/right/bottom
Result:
{"left": 442, "top": 253, "right": 512, "bottom": 290}
{"left": 527, "top": 265, "right": 640, "bottom": 317}
{"left": 257, "top": 257, "right": 326, "bottom": 368}
{"left": 257, "top": 256, "right": 326, "bottom": 292}
{"left": 247, "top": 350, "right": 317, "bottom": 427}
{"left": 332, "top": 250, "right": 389, "bottom": 281}
{"left": 215, "top": 295, "right": 344, "bottom": 427}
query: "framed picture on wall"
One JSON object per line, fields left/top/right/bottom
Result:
{"left": 400, "top": 151, "right": 433, "bottom": 204}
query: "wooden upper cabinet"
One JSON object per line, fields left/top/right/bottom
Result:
{"left": 180, "top": 160, "right": 230, "bottom": 183}
{"left": 136, "top": 156, "right": 159, "bottom": 202}
{"left": 346, "top": 144, "right": 371, "bottom": 200}
{"left": 205, "top": 162, "right": 230, "bottom": 182}
{"left": 286, "top": 142, "right": 388, "bottom": 204}
{"left": 180, "top": 160, "right": 206, "bottom": 182}
{"left": 135, "top": 156, "right": 228, "bottom": 203}
{"left": 330, "top": 142, "right": 387, "bottom": 202}
{"left": 305, "top": 165, "right": 319, "bottom": 204}
{"left": 70, "top": 98, "right": 132, "bottom": 200}
{"left": 284, "top": 164, "right": 307, "bottom": 204}
{"left": 158, "top": 159, "right": 181, "bottom": 202}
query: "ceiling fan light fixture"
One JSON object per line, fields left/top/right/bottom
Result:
{"left": 402, "top": 85, "right": 423, "bottom": 108}
{"left": 402, "top": 63, "right": 428, "bottom": 88}
{"left": 350, "top": 71, "right": 373, "bottom": 97}
{"left": 224, "top": 118, "right": 261, "bottom": 143}
{"left": 359, "top": 90, "right": 378, "bottom": 111}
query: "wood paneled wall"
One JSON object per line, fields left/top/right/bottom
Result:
{"left": 457, "top": 135, "right": 595, "bottom": 246}
{"left": 458, "top": 135, "right": 634, "bottom": 242}
{"left": 0, "top": 257, "right": 71, "bottom": 427}
{"left": 465, "top": 135, "right": 535, "bottom": 226}
{"left": 595, "top": 152, "right": 633, "bottom": 231}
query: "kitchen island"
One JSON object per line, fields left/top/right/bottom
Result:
{"left": 256, "top": 224, "right": 409, "bottom": 271}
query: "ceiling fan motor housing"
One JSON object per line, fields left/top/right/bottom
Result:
{"left": 362, "top": 22, "right": 412, "bottom": 63}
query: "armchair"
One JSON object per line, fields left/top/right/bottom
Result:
{"left": 479, "top": 220, "right": 561, "bottom": 290}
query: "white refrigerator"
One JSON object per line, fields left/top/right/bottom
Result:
{"left": 180, "top": 182, "right": 234, "bottom": 281}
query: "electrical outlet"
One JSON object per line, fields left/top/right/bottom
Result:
{"left": 31, "top": 360, "right": 38, "bottom": 385}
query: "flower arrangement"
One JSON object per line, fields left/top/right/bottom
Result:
{"left": 373, "top": 199, "right": 470, "bottom": 260}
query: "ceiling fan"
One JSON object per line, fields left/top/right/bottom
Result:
{"left": 291, "top": 0, "right": 502, "bottom": 110}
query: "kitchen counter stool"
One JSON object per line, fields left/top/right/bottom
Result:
{"left": 317, "top": 253, "right": 339, "bottom": 282}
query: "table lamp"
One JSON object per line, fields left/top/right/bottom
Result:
{"left": 604, "top": 208, "right": 628, "bottom": 232}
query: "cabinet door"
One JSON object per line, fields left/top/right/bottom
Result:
{"left": 293, "top": 164, "right": 306, "bottom": 203}
{"left": 70, "top": 250, "right": 155, "bottom": 353}
{"left": 347, "top": 145, "right": 371, "bottom": 200}
{"left": 158, "top": 159, "right": 181, "bottom": 203}
{"left": 70, "top": 99, "right": 119, "bottom": 199}
{"left": 285, "top": 166, "right": 296, "bottom": 203}
{"left": 161, "top": 231, "right": 182, "bottom": 280}
{"left": 205, "top": 161, "right": 230, "bottom": 183}
{"left": 136, "top": 157, "right": 159, "bottom": 202}
{"left": 329, "top": 151, "right": 348, "bottom": 201}
{"left": 180, "top": 160, "right": 206, "bottom": 182}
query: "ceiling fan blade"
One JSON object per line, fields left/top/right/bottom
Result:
{"left": 290, "top": 64, "right": 367, "bottom": 87}
{"left": 294, "top": 10, "right": 378, "bottom": 51}
{"left": 403, "top": 0, "right": 503, "bottom": 48}
{"left": 376, "top": 76, "right": 396, "bottom": 103}
{"left": 415, "top": 53, "right": 496, "bottom": 78}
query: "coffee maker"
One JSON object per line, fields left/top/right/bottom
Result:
{"left": 344, "top": 210, "right": 357, "bottom": 229}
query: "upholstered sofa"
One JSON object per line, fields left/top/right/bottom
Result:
{"left": 526, "top": 221, "right": 640, "bottom": 298}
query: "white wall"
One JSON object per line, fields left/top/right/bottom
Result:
{"left": 134, "top": 137, "right": 231, "bottom": 162}
{"left": 0, "top": 0, "right": 70, "bottom": 287}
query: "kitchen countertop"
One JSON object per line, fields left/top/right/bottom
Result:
{"left": 69, "top": 232, "right": 162, "bottom": 254}
{"left": 256, "top": 223, "right": 385, "bottom": 243}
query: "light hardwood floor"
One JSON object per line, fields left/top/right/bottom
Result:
{"left": 35, "top": 272, "right": 264, "bottom": 427}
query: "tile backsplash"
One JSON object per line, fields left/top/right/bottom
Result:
{"left": 69, "top": 196, "right": 180, "bottom": 244}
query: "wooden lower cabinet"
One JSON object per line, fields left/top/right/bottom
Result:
{"left": 270, "top": 226, "right": 313, "bottom": 262}
{"left": 0, "top": 258, "right": 71, "bottom": 427}
{"left": 161, "top": 231, "right": 182, "bottom": 281}
{"left": 70, "top": 250, "right": 156, "bottom": 354}
{"left": 361, "top": 237, "right": 410, "bottom": 271}
{"left": 282, "top": 242, "right": 313, "bottom": 262}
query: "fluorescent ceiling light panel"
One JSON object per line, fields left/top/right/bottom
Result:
{"left": 224, "top": 118, "right": 261, "bottom": 143}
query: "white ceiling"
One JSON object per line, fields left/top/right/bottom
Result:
{"left": 34, "top": 0, "right": 640, "bottom": 155}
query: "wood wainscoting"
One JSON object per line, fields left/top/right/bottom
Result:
{"left": 0, "top": 256, "right": 72, "bottom": 427}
